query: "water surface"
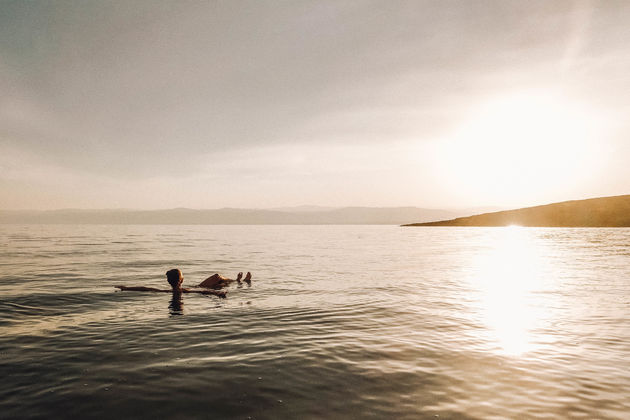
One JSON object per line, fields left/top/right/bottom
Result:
{"left": 1, "top": 225, "right": 629, "bottom": 419}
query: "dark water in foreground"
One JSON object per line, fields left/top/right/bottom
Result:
{"left": 1, "top": 225, "right": 629, "bottom": 419}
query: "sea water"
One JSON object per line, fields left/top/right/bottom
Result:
{"left": 1, "top": 225, "right": 629, "bottom": 419}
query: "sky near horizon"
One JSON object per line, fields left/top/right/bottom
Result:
{"left": 1, "top": 0, "right": 629, "bottom": 210}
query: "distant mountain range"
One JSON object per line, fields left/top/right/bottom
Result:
{"left": 403, "top": 195, "right": 630, "bottom": 227}
{"left": 0, "top": 206, "right": 491, "bottom": 225}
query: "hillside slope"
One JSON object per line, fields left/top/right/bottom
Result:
{"left": 403, "top": 195, "right": 630, "bottom": 227}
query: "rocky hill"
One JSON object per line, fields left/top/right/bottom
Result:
{"left": 403, "top": 195, "right": 630, "bottom": 227}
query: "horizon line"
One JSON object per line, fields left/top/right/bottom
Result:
{"left": 2, "top": 193, "right": 629, "bottom": 213}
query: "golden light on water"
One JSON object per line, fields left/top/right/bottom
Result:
{"left": 468, "top": 227, "right": 551, "bottom": 356}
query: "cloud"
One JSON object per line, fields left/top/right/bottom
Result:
{"left": 1, "top": 0, "right": 629, "bottom": 208}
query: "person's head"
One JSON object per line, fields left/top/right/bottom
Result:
{"left": 166, "top": 268, "right": 183, "bottom": 290}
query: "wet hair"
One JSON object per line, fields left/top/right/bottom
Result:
{"left": 166, "top": 268, "right": 183, "bottom": 289}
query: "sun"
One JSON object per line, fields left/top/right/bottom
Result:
{"left": 434, "top": 90, "right": 604, "bottom": 205}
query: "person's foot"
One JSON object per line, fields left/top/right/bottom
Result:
{"left": 243, "top": 272, "right": 252, "bottom": 285}
{"left": 236, "top": 272, "right": 243, "bottom": 283}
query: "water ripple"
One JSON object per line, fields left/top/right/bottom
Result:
{"left": 1, "top": 225, "right": 629, "bottom": 419}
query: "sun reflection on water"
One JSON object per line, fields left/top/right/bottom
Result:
{"left": 468, "top": 227, "right": 550, "bottom": 356}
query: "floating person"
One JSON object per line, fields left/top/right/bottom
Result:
{"left": 114, "top": 268, "right": 251, "bottom": 298}
{"left": 198, "top": 271, "right": 252, "bottom": 289}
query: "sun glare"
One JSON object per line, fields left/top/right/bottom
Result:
{"left": 467, "top": 228, "right": 551, "bottom": 356}
{"left": 434, "top": 91, "right": 604, "bottom": 204}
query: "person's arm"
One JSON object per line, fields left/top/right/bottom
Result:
{"left": 181, "top": 288, "right": 227, "bottom": 298}
{"left": 115, "top": 285, "right": 170, "bottom": 292}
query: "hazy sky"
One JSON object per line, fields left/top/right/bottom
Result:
{"left": 1, "top": 0, "right": 629, "bottom": 210}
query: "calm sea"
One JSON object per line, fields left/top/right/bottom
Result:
{"left": 1, "top": 225, "right": 629, "bottom": 419}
